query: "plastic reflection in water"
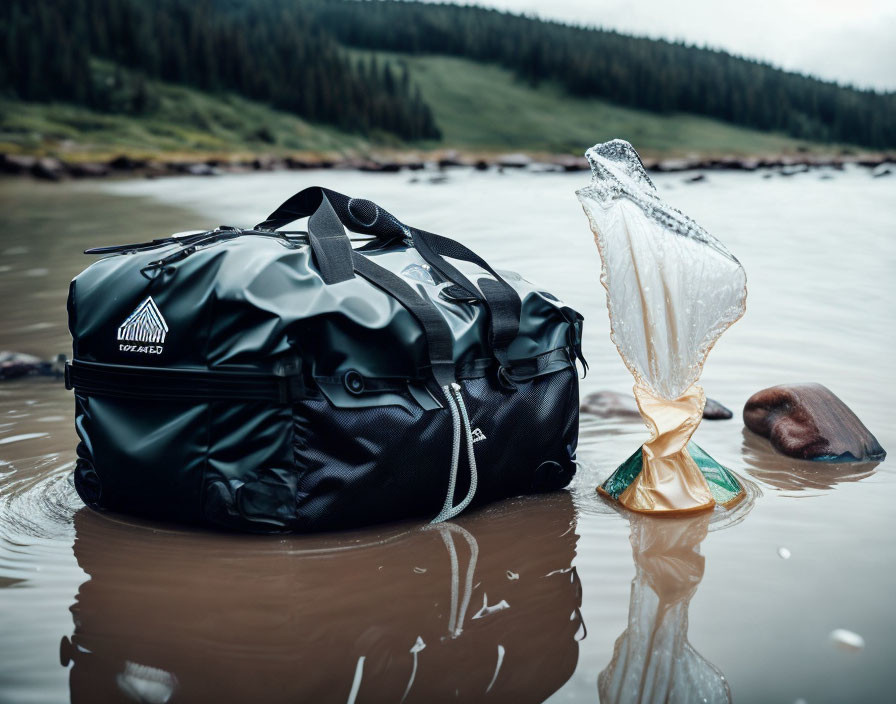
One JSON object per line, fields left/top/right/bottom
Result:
{"left": 576, "top": 139, "right": 747, "bottom": 514}
{"left": 600, "top": 512, "right": 730, "bottom": 704}
{"left": 59, "top": 494, "right": 583, "bottom": 703}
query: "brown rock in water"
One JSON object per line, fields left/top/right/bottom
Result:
{"left": 740, "top": 427, "right": 878, "bottom": 492}
{"left": 437, "top": 150, "right": 463, "bottom": 168}
{"left": 497, "top": 153, "right": 532, "bottom": 168}
{"left": 31, "top": 157, "right": 64, "bottom": 181}
{"left": 0, "top": 154, "right": 37, "bottom": 174}
{"left": 183, "top": 163, "right": 221, "bottom": 176}
{"left": 284, "top": 156, "right": 310, "bottom": 170}
{"left": 581, "top": 390, "right": 733, "bottom": 420}
{"left": 581, "top": 391, "right": 641, "bottom": 418}
{"left": 702, "top": 397, "right": 733, "bottom": 420}
{"left": 743, "top": 383, "right": 886, "bottom": 461}
{"left": 108, "top": 155, "right": 147, "bottom": 171}
{"left": 68, "top": 162, "right": 110, "bottom": 178}
{"left": 654, "top": 158, "right": 695, "bottom": 172}
{"left": 552, "top": 154, "right": 588, "bottom": 172}
{"left": 0, "top": 352, "right": 65, "bottom": 380}
{"left": 0, "top": 351, "right": 45, "bottom": 379}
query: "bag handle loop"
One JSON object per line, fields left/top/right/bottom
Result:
{"left": 258, "top": 187, "right": 522, "bottom": 370}
{"left": 256, "top": 186, "right": 406, "bottom": 241}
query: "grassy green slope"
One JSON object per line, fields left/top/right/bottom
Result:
{"left": 394, "top": 53, "right": 824, "bottom": 156}
{"left": 0, "top": 53, "right": 843, "bottom": 160}
{"left": 0, "top": 78, "right": 376, "bottom": 160}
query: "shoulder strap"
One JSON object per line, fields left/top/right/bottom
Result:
{"left": 350, "top": 251, "right": 456, "bottom": 387}
{"left": 294, "top": 195, "right": 456, "bottom": 387}
{"left": 258, "top": 187, "right": 521, "bottom": 369}
{"left": 418, "top": 231, "right": 521, "bottom": 363}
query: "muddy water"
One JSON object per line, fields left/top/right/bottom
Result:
{"left": 0, "top": 167, "right": 894, "bottom": 703}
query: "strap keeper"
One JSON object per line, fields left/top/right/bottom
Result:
{"left": 277, "top": 376, "right": 305, "bottom": 404}
{"left": 274, "top": 357, "right": 305, "bottom": 403}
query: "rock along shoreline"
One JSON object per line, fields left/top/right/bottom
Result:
{"left": 1, "top": 150, "right": 894, "bottom": 182}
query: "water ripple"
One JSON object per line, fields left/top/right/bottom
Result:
{"left": 0, "top": 458, "right": 80, "bottom": 542}
{"left": 570, "top": 453, "right": 761, "bottom": 532}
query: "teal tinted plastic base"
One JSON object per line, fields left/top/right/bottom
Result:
{"left": 600, "top": 442, "right": 744, "bottom": 507}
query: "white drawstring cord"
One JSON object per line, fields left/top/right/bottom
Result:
{"left": 450, "top": 383, "right": 478, "bottom": 515}
{"left": 432, "top": 384, "right": 462, "bottom": 523}
{"left": 431, "top": 382, "right": 479, "bottom": 523}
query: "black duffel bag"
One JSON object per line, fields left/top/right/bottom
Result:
{"left": 65, "top": 187, "right": 585, "bottom": 532}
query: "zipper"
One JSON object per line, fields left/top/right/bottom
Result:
{"left": 85, "top": 228, "right": 375, "bottom": 257}
{"left": 85, "top": 227, "right": 309, "bottom": 256}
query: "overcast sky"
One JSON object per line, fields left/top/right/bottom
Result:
{"left": 421, "top": 0, "right": 896, "bottom": 91}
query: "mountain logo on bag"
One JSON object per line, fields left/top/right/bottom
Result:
{"left": 471, "top": 428, "right": 487, "bottom": 443}
{"left": 117, "top": 296, "right": 168, "bottom": 354}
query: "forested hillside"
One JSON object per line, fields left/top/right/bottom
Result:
{"left": 312, "top": 0, "right": 896, "bottom": 149}
{"left": 1, "top": 0, "right": 893, "bottom": 153}
{"left": 0, "top": 0, "right": 440, "bottom": 140}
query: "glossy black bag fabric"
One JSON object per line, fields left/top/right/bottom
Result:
{"left": 66, "top": 187, "right": 585, "bottom": 532}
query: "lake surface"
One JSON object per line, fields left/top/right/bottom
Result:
{"left": 1, "top": 165, "right": 894, "bottom": 703}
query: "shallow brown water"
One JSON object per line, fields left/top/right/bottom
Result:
{"left": 0, "top": 167, "right": 894, "bottom": 703}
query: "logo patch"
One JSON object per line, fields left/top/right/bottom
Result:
{"left": 118, "top": 297, "right": 168, "bottom": 354}
{"left": 471, "top": 428, "right": 487, "bottom": 443}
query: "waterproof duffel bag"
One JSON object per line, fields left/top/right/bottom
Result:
{"left": 65, "top": 187, "right": 585, "bottom": 532}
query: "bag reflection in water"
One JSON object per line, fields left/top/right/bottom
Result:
{"left": 60, "top": 494, "right": 583, "bottom": 703}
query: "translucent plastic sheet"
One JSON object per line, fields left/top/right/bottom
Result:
{"left": 577, "top": 140, "right": 746, "bottom": 400}
{"left": 577, "top": 140, "right": 747, "bottom": 513}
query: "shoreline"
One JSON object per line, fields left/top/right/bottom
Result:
{"left": 2, "top": 149, "right": 894, "bottom": 182}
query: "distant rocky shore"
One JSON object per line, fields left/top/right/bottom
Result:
{"left": 1, "top": 150, "right": 893, "bottom": 181}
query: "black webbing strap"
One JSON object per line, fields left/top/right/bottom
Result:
{"left": 307, "top": 195, "right": 354, "bottom": 284}
{"left": 263, "top": 194, "right": 456, "bottom": 386}
{"left": 256, "top": 187, "right": 406, "bottom": 241}
{"left": 350, "top": 251, "right": 456, "bottom": 387}
{"left": 398, "top": 228, "right": 519, "bottom": 362}
{"left": 421, "top": 231, "right": 521, "bottom": 360}
{"left": 256, "top": 186, "right": 521, "bottom": 366}
{"left": 65, "top": 360, "right": 306, "bottom": 404}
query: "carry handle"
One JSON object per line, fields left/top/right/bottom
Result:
{"left": 256, "top": 187, "right": 408, "bottom": 242}
{"left": 260, "top": 187, "right": 522, "bottom": 369}
{"left": 305, "top": 196, "right": 355, "bottom": 284}
{"left": 293, "top": 195, "right": 456, "bottom": 386}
